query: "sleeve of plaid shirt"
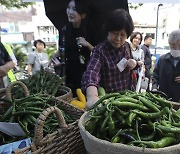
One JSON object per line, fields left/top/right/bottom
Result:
{"left": 81, "top": 45, "right": 103, "bottom": 91}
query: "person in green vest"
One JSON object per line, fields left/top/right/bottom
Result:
{"left": 2, "top": 43, "right": 17, "bottom": 87}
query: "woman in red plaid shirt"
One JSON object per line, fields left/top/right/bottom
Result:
{"left": 81, "top": 9, "right": 138, "bottom": 108}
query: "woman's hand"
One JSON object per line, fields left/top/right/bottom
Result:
{"left": 126, "top": 59, "right": 137, "bottom": 70}
{"left": 76, "top": 37, "right": 88, "bottom": 47}
{"left": 175, "top": 76, "right": 180, "bottom": 83}
{"left": 0, "top": 61, "right": 15, "bottom": 77}
{"left": 137, "top": 60, "right": 143, "bottom": 66}
{"left": 0, "top": 66, "right": 8, "bottom": 77}
{"left": 76, "top": 37, "right": 94, "bottom": 51}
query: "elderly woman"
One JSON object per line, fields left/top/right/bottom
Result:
{"left": 152, "top": 29, "right": 180, "bottom": 102}
{"left": 81, "top": 9, "right": 137, "bottom": 108}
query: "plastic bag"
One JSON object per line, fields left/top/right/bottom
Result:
{"left": 141, "top": 77, "right": 149, "bottom": 90}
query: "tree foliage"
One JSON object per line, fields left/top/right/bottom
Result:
{"left": 0, "top": 0, "right": 33, "bottom": 8}
{"left": 129, "top": 3, "right": 143, "bottom": 10}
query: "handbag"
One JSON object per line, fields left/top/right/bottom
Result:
{"left": 140, "top": 77, "right": 149, "bottom": 90}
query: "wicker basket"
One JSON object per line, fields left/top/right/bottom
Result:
{"left": 14, "top": 99, "right": 86, "bottom": 154}
{"left": 55, "top": 86, "right": 73, "bottom": 102}
{"left": 6, "top": 81, "right": 30, "bottom": 101}
{"left": 0, "top": 81, "right": 30, "bottom": 117}
{"left": 0, "top": 88, "right": 7, "bottom": 116}
{"left": 0, "top": 88, "right": 6, "bottom": 99}
{"left": 79, "top": 112, "right": 180, "bottom": 154}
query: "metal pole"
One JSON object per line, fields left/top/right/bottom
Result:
{"left": 155, "top": 3, "right": 163, "bottom": 55}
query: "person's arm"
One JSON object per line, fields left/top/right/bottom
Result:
{"left": 144, "top": 49, "right": 152, "bottom": 70}
{"left": 76, "top": 37, "right": 94, "bottom": 52}
{"left": 0, "top": 61, "right": 15, "bottom": 77}
{"left": 126, "top": 59, "right": 137, "bottom": 70}
{"left": 27, "top": 64, "right": 33, "bottom": 76}
{"left": 151, "top": 60, "right": 160, "bottom": 91}
{"left": 27, "top": 53, "right": 35, "bottom": 75}
{"left": 81, "top": 46, "right": 102, "bottom": 108}
{"left": 3, "top": 43, "right": 17, "bottom": 65}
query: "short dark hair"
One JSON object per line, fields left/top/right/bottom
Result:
{"left": 130, "top": 32, "right": 143, "bottom": 44}
{"left": 144, "top": 35, "right": 152, "bottom": 41}
{"left": 34, "top": 39, "right": 46, "bottom": 48}
{"left": 104, "top": 9, "right": 134, "bottom": 37}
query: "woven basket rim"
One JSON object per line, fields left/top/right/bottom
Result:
{"left": 56, "top": 85, "right": 73, "bottom": 101}
{"left": 79, "top": 112, "right": 180, "bottom": 153}
{"left": 6, "top": 81, "right": 30, "bottom": 101}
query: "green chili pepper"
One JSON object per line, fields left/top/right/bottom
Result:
{"left": 26, "top": 116, "right": 36, "bottom": 126}
{"left": 115, "top": 112, "right": 126, "bottom": 125}
{"left": 111, "top": 136, "right": 120, "bottom": 143}
{"left": 156, "top": 124, "right": 180, "bottom": 134}
{"left": 140, "top": 131, "right": 156, "bottom": 141}
{"left": 17, "top": 107, "right": 44, "bottom": 112}
{"left": 108, "top": 112, "right": 115, "bottom": 136}
{"left": 85, "top": 118, "right": 99, "bottom": 135}
{"left": 149, "top": 93, "right": 172, "bottom": 108}
{"left": 171, "top": 122, "right": 180, "bottom": 127}
{"left": 115, "top": 97, "right": 143, "bottom": 105}
{"left": 115, "top": 107, "right": 129, "bottom": 117}
{"left": 13, "top": 110, "right": 41, "bottom": 116}
{"left": 87, "top": 93, "right": 120, "bottom": 110}
{"left": 22, "top": 118, "right": 30, "bottom": 134}
{"left": 126, "top": 112, "right": 137, "bottom": 126}
{"left": 118, "top": 90, "right": 134, "bottom": 95}
{"left": 172, "top": 111, "right": 180, "bottom": 120}
{"left": 92, "top": 103, "right": 108, "bottom": 116}
{"left": 132, "top": 107, "right": 169, "bottom": 119}
{"left": 111, "top": 129, "right": 122, "bottom": 143}
{"left": 1, "top": 106, "right": 13, "bottom": 121}
{"left": 161, "top": 120, "right": 171, "bottom": 127}
{"left": 131, "top": 136, "right": 176, "bottom": 148}
{"left": 111, "top": 101, "right": 149, "bottom": 111}
{"left": 136, "top": 96, "right": 160, "bottom": 112}
{"left": 100, "top": 111, "right": 109, "bottom": 132}
{"left": 149, "top": 121, "right": 180, "bottom": 133}
{"left": 20, "top": 101, "right": 47, "bottom": 107}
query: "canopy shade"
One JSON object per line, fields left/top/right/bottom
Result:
{"left": 43, "top": 0, "right": 128, "bottom": 44}
{"left": 128, "top": 0, "right": 179, "bottom": 3}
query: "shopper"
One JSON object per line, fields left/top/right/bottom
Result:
{"left": 81, "top": 9, "right": 136, "bottom": 108}
{"left": 130, "top": 32, "right": 145, "bottom": 92}
{"left": 152, "top": 29, "right": 180, "bottom": 102}
{"left": 141, "top": 35, "right": 152, "bottom": 92}
{"left": 59, "top": 0, "right": 94, "bottom": 96}
{"left": 27, "top": 39, "right": 49, "bottom": 75}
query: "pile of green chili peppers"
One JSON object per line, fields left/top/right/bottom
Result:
{"left": 85, "top": 91, "right": 180, "bottom": 148}
{"left": 0, "top": 95, "right": 76, "bottom": 145}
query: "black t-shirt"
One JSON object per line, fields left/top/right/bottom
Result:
{"left": 0, "top": 42, "right": 12, "bottom": 66}
{"left": 65, "top": 26, "right": 90, "bottom": 67}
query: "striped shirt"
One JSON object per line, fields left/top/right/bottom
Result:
{"left": 81, "top": 41, "right": 134, "bottom": 93}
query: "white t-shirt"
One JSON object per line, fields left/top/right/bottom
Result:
{"left": 28, "top": 51, "right": 49, "bottom": 74}
{"left": 131, "top": 47, "right": 144, "bottom": 62}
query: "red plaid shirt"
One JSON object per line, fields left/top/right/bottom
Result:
{"left": 82, "top": 41, "right": 135, "bottom": 93}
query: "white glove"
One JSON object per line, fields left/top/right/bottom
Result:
{"left": 86, "top": 95, "right": 99, "bottom": 109}
{"left": 86, "top": 86, "right": 99, "bottom": 109}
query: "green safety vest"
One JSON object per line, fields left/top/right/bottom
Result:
{"left": 3, "top": 43, "right": 16, "bottom": 82}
